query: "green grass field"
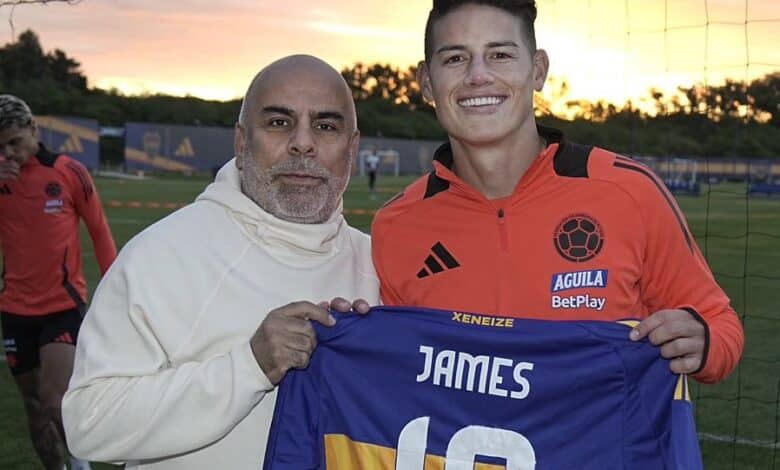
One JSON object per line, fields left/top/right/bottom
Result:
{"left": 0, "top": 175, "right": 777, "bottom": 469}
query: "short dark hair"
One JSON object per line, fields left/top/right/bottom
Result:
{"left": 0, "top": 95, "right": 34, "bottom": 133}
{"left": 424, "top": 0, "right": 538, "bottom": 62}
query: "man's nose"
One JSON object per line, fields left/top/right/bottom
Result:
{"left": 288, "top": 126, "right": 316, "bottom": 157}
{"left": 465, "top": 56, "right": 494, "bottom": 87}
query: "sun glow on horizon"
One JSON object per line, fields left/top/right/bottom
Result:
{"left": 93, "top": 78, "right": 243, "bottom": 101}
{"left": 6, "top": 0, "right": 775, "bottom": 107}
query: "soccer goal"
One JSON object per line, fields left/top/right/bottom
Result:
{"left": 663, "top": 157, "right": 701, "bottom": 195}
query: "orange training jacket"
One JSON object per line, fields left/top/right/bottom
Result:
{"left": 372, "top": 126, "right": 743, "bottom": 384}
{"left": 0, "top": 144, "right": 116, "bottom": 315}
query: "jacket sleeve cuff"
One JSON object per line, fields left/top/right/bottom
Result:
{"left": 681, "top": 306, "right": 710, "bottom": 375}
{"left": 233, "top": 341, "right": 275, "bottom": 393}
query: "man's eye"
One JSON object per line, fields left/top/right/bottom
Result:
{"left": 444, "top": 55, "right": 465, "bottom": 65}
{"left": 492, "top": 51, "right": 512, "bottom": 59}
{"left": 269, "top": 119, "right": 289, "bottom": 127}
{"left": 316, "top": 123, "right": 337, "bottom": 131}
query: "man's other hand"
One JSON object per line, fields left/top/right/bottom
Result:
{"left": 630, "top": 308, "right": 706, "bottom": 374}
{"left": 322, "top": 297, "right": 371, "bottom": 315}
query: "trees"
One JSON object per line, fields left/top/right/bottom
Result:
{"left": 0, "top": 29, "right": 87, "bottom": 91}
{"left": 47, "top": 48, "right": 87, "bottom": 90}
{"left": 1, "top": 28, "right": 776, "bottom": 157}
{"left": 0, "top": 30, "right": 241, "bottom": 126}
{"left": 747, "top": 73, "right": 780, "bottom": 127}
{"left": 341, "top": 62, "right": 445, "bottom": 140}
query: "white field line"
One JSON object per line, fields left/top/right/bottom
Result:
{"left": 699, "top": 433, "right": 779, "bottom": 449}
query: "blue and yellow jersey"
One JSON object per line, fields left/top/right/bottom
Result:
{"left": 264, "top": 306, "right": 702, "bottom": 470}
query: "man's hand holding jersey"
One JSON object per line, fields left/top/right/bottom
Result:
{"left": 630, "top": 309, "right": 707, "bottom": 374}
{"left": 251, "top": 298, "right": 371, "bottom": 385}
{"left": 251, "top": 301, "right": 334, "bottom": 385}
{"left": 0, "top": 156, "right": 20, "bottom": 180}
{"left": 325, "top": 297, "right": 371, "bottom": 315}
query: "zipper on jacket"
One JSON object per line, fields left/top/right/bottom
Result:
{"left": 497, "top": 209, "right": 508, "bottom": 251}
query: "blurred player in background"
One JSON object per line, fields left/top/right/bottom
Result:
{"left": 372, "top": 0, "right": 743, "bottom": 384}
{"left": 0, "top": 94, "right": 115, "bottom": 470}
{"left": 365, "top": 146, "right": 380, "bottom": 198}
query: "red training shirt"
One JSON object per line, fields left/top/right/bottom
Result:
{"left": 0, "top": 144, "right": 116, "bottom": 315}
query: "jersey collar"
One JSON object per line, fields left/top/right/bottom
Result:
{"left": 34, "top": 142, "right": 59, "bottom": 167}
{"left": 428, "top": 125, "right": 564, "bottom": 200}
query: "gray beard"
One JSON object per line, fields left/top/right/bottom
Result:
{"left": 240, "top": 156, "right": 347, "bottom": 224}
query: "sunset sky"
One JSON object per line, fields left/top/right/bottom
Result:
{"left": 3, "top": 0, "right": 778, "bottom": 107}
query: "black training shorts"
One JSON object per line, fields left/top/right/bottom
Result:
{"left": 1, "top": 307, "right": 84, "bottom": 375}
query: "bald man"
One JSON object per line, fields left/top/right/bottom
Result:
{"left": 61, "top": 55, "right": 379, "bottom": 469}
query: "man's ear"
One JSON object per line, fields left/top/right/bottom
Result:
{"left": 234, "top": 122, "right": 245, "bottom": 169}
{"left": 349, "top": 129, "right": 360, "bottom": 163}
{"left": 532, "top": 49, "right": 550, "bottom": 92}
{"left": 417, "top": 61, "right": 435, "bottom": 105}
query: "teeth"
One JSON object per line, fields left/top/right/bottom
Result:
{"left": 459, "top": 96, "right": 502, "bottom": 107}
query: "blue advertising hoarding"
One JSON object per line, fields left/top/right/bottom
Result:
{"left": 36, "top": 116, "right": 100, "bottom": 170}
{"left": 124, "top": 122, "right": 233, "bottom": 173}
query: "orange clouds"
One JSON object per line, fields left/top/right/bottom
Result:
{"left": 1, "top": 0, "right": 776, "bottom": 104}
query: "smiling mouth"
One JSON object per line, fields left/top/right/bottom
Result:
{"left": 457, "top": 96, "right": 506, "bottom": 108}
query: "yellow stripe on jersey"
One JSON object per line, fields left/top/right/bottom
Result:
{"left": 674, "top": 375, "right": 691, "bottom": 402}
{"left": 325, "top": 434, "right": 395, "bottom": 468}
{"left": 423, "top": 454, "right": 505, "bottom": 470}
{"left": 324, "top": 434, "right": 506, "bottom": 469}
{"left": 615, "top": 320, "right": 692, "bottom": 402}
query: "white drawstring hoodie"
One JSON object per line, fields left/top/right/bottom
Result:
{"left": 62, "top": 159, "right": 379, "bottom": 469}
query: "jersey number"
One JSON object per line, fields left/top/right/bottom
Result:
{"left": 396, "top": 417, "right": 536, "bottom": 469}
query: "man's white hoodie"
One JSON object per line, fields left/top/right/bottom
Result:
{"left": 62, "top": 160, "right": 379, "bottom": 469}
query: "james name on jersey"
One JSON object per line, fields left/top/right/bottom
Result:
{"left": 416, "top": 344, "right": 534, "bottom": 400}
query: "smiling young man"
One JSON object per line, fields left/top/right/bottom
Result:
{"left": 371, "top": 0, "right": 743, "bottom": 385}
{"left": 0, "top": 94, "right": 115, "bottom": 470}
